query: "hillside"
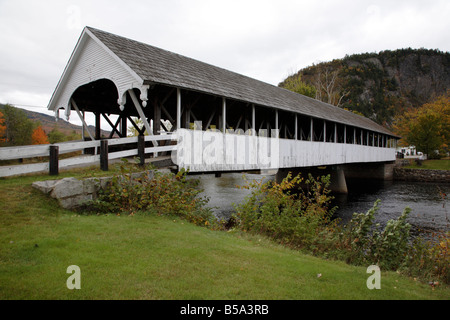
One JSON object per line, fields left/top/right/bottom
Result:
{"left": 0, "top": 103, "right": 111, "bottom": 139}
{"left": 279, "top": 48, "right": 450, "bottom": 127}
{"left": 22, "top": 108, "right": 85, "bottom": 136}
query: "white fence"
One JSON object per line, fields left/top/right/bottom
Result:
{"left": 0, "top": 134, "right": 177, "bottom": 177}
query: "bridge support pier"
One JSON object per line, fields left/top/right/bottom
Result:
{"left": 342, "top": 162, "right": 395, "bottom": 181}
{"left": 328, "top": 166, "right": 348, "bottom": 194}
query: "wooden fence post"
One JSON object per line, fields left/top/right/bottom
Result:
{"left": 100, "top": 140, "right": 109, "bottom": 171}
{"left": 49, "top": 146, "right": 59, "bottom": 176}
{"left": 138, "top": 135, "right": 145, "bottom": 166}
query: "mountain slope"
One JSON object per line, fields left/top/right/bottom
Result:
{"left": 0, "top": 104, "right": 111, "bottom": 138}
{"left": 280, "top": 48, "right": 450, "bottom": 127}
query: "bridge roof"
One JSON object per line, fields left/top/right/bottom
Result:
{"left": 87, "top": 27, "right": 395, "bottom": 136}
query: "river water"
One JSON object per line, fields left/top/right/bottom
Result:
{"left": 191, "top": 173, "right": 450, "bottom": 236}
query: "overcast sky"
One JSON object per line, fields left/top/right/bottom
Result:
{"left": 0, "top": 0, "right": 449, "bottom": 127}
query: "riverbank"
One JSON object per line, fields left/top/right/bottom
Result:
{"left": 394, "top": 159, "right": 450, "bottom": 182}
{"left": 2, "top": 169, "right": 448, "bottom": 300}
{"left": 394, "top": 168, "right": 450, "bottom": 182}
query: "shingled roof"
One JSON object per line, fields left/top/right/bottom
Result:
{"left": 81, "top": 27, "right": 397, "bottom": 136}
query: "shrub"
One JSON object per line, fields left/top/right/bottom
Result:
{"left": 233, "top": 172, "right": 338, "bottom": 252}
{"left": 233, "top": 172, "right": 449, "bottom": 283}
{"left": 402, "top": 232, "right": 449, "bottom": 283}
{"left": 90, "top": 161, "right": 217, "bottom": 228}
{"left": 342, "top": 200, "right": 412, "bottom": 269}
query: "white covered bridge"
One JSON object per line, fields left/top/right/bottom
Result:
{"left": 43, "top": 26, "right": 398, "bottom": 192}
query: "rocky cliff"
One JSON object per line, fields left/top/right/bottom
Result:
{"left": 280, "top": 48, "right": 450, "bottom": 127}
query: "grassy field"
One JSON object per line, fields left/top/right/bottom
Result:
{"left": 404, "top": 158, "right": 450, "bottom": 170}
{"left": 1, "top": 167, "right": 449, "bottom": 300}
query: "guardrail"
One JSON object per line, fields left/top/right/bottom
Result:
{"left": 0, "top": 134, "right": 177, "bottom": 177}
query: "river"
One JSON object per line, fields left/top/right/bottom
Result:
{"left": 191, "top": 172, "right": 450, "bottom": 236}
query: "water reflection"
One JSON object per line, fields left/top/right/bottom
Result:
{"left": 190, "top": 173, "right": 449, "bottom": 235}
{"left": 189, "top": 172, "right": 274, "bottom": 221}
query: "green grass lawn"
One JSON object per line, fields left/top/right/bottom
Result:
{"left": 404, "top": 159, "right": 450, "bottom": 170}
{"left": 1, "top": 169, "right": 449, "bottom": 300}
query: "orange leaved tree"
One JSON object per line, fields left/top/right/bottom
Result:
{"left": 0, "top": 111, "right": 6, "bottom": 144}
{"left": 393, "top": 92, "right": 449, "bottom": 157}
{"left": 31, "top": 126, "right": 49, "bottom": 145}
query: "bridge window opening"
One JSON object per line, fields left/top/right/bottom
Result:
{"left": 386, "top": 136, "right": 395, "bottom": 148}
{"left": 336, "top": 123, "right": 346, "bottom": 143}
{"left": 279, "top": 110, "right": 295, "bottom": 139}
{"left": 373, "top": 132, "right": 380, "bottom": 147}
{"left": 354, "top": 127, "right": 363, "bottom": 145}
{"left": 346, "top": 125, "right": 355, "bottom": 144}
{"left": 368, "top": 131, "right": 374, "bottom": 146}
{"left": 325, "top": 121, "right": 335, "bottom": 142}
{"left": 124, "top": 84, "right": 179, "bottom": 135}
{"left": 227, "top": 101, "right": 253, "bottom": 134}
{"left": 361, "top": 129, "right": 368, "bottom": 145}
{"left": 312, "top": 118, "right": 324, "bottom": 142}
{"left": 387, "top": 137, "right": 397, "bottom": 148}
{"left": 296, "top": 114, "right": 311, "bottom": 140}
{"left": 255, "top": 106, "right": 277, "bottom": 137}
{"left": 179, "top": 91, "right": 219, "bottom": 131}
{"left": 152, "top": 85, "right": 177, "bottom": 133}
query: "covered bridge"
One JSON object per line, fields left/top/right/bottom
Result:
{"left": 48, "top": 26, "right": 398, "bottom": 186}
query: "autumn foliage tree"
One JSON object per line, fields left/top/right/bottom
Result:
{"left": 393, "top": 92, "right": 450, "bottom": 157}
{"left": 31, "top": 125, "right": 49, "bottom": 145}
{"left": 0, "top": 111, "right": 6, "bottom": 144}
{"left": 0, "top": 104, "right": 34, "bottom": 146}
{"left": 279, "top": 73, "right": 317, "bottom": 98}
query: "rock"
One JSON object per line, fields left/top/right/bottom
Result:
{"left": 32, "top": 180, "right": 60, "bottom": 194}
{"left": 50, "top": 178, "right": 84, "bottom": 199}
{"left": 58, "top": 194, "right": 93, "bottom": 209}
{"left": 32, "top": 170, "right": 157, "bottom": 210}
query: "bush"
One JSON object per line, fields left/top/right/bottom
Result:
{"left": 402, "top": 232, "right": 449, "bottom": 284}
{"left": 232, "top": 172, "right": 449, "bottom": 284}
{"left": 233, "top": 172, "right": 338, "bottom": 252}
{"left": 341, "top": 200, "right": 449, "bottom": 283}
{"left": 346, "top": 201, "right": 411, "bottom": 269}
{"left": 90, "top": 161, "right": 217, "bottom": 228}
{"left": 342, "top": 200, "right": 412, "bottom": 269}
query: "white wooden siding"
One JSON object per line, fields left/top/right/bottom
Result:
{"left": 50, "top": 34, "right": 141, "bottom": 113}
{"left": 174, "top": 129, "right": 396, "bottom": 172}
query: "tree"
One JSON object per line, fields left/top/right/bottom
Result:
{"left": 48, "top": 127, "right": 68, "bottom": 144}
{"left": 31, "top": 125, "right": 49, "bottom": 145}
{"left": 393, "top": 93, "right": 450, "bottom": 157}
{"left": 66, "top": 130, "right": 82, "bottom": 141}
{"left": 127, "top": 117, "right": 149, "bottom": 136}
{"left": 312, "top": 62, "right": 349, "bottom": 107}
{"left": 0, "top": 111, "right": 6, "bottom": 144}
{"left": 1, "top": 104, "right": 35, "bottom": 146}
{"left": 279, "top": 73, "right": 317, "bottom": 98}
